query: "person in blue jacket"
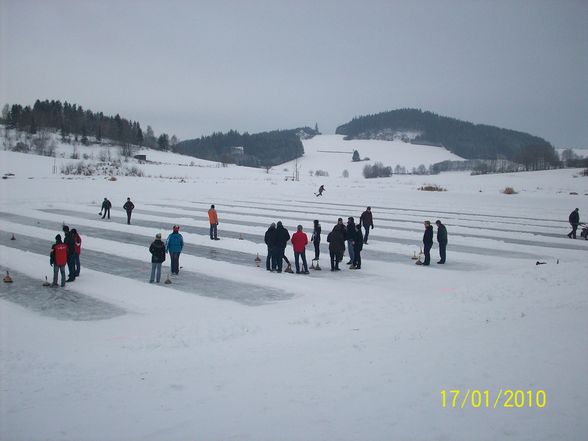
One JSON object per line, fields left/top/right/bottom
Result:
{"left": 166, "top": 225, "right": 184, "bottom": 275}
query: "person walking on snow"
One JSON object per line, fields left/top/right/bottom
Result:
{"left": 315, "top": 185, "right": 325, "bottom": 197}
{"left": 568, "top": 208, "right": 580, "bottom": 239}
{"left": 62, "top": 225, "right": 76, "bottom": 282}
{"left": 208, "top": 204, "right": 219, "bottom": 240}
{"left": 50, "top": 234, "right": 68, "bottom": 287}
{"left": 291, "top": 225, "right": 310, "bottom": 274}
{"left": 422, "top": 220, "right": 434, "bottom": 266}
{"left": 149, "top": 233, "right": 166, "bottom": 283}
{"left": 100, "top": 197, "right": 112, "bottom": 219}
{"left": 123, "top": 197, "right": 135, "bottom": 225}
{"left": 435, "top": 220, "right": 448, "bottom": 264}
{"left": 360, "top": 206, "right": 374, "bottom": 244}
{"left": 311, "top": 219, "right": 321, "bottom": 262}
{"left": 166, "top": 225, "right": 184, "bottom": 275}
{"left": 71, "top": 228, "right": 82, "bottom": 277}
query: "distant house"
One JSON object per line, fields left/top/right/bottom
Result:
{"left": 230, "top": 146, "right": 244, "bottom": 157}
{"left": 134, "top": 154, "right": 147, "bottom": 162}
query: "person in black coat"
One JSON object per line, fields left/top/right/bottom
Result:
{"left": 422, "top": 220, "right": 434, "bottom": 266}
{"left": 327, "top": 218, "right": 346, "bottom": 271}
{"left": 274, "top": 221, "right": 290, "bottom": 273}
{"left": 123, "top": 197, "right": 135, "bottom": 225}
{"left": 435, "top": 220, "right": 448, "bottom": 264}
{"left": 149, "top": 233, "right": 166, "bottom": 283}
{"left": 351, "top": 224, "right": 364, "bottom": 269}
{"left": 62, "top": 225, "right": 76, "bottom": 281}
{"left": 568, "top": 208, "right": 580, "bottom": 239}
{"left": 311, "top": 219, "right": 321, "bottom": 262}
{"left": 346, "top": 217, "right": 356, "bottom": 265}
{"left": 264, "top": 223, "right": 277, "bottom": 271}
{"left": 359, "top": 206, "right": 374, "bottom": 244}
{"left": 101, "top": 198, "right": 112, "bottom": 219}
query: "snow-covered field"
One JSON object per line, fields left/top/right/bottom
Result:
{"left": 1, "top": 135, "right": 587, "bottom": 441}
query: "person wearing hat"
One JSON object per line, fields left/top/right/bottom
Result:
{"left": 435, "top": 220, "right": 448, "bottom": 264}
{"left": 149, "top": 233, "right": 166, "bottom": 283}
{"left": 166, "top": 226, "right": 184, "bottom": 275}
{"left": 568, "top": 208, "right": 580, "bottom": 239}
{"left": 123, "top": 197, "right": 135, "bottom": 225}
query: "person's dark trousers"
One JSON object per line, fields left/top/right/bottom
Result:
{"left": 353, "top": 246, "right": 361, "bottom": 268}
{"left": 282, "top": 250, "right": 290, "bottom": 266}
{"left": 266, "top": 245, "right": 273, "bottom": 270}
{"left": 210, "top": 224, "right": 218, "bottom": 239}
{"left": 272, "top": 246, "right": 283, "bottom": 271}
{"left": 66, "top": 254, "right": 76, "bottom": 280}
{"left": 363, "top": 226, "right": 370, "bottom": 243}
{"left": 73, "top": 253, "right": 81, "bottom": 277}
{"left": 569, "top": 224, "right": 578, "bottom": 239}
{"left": 346, "top": 240, "right": 355, "bottom": 263}
{"left": 330, "top": 251, "right": 341, "bottom": 270}
{"left": 126, "top": 210, "right": 132, "bottom": 224}
{"left": 313, "top": 241, "right": 320, "bottom": 260}
{"left": 102, "top": 208, "right": 110, "bottom": 219}
{"left": 423, "top": 244, "right": 432, "bottom": 265}
{"left": 170, "top": 252, "right": 180, "bottom": 274}
{"left": 438, "top": 242, "right": 447, "bottom": 263}
{"left": 294, "top": 251, "right": 308, "bottom": 273}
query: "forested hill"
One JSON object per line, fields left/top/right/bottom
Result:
{"left": 174, "top": 127, "right": 316, "bottom": 167}
{"left": 335, "top": 108, "right": 557, "bottom": 162}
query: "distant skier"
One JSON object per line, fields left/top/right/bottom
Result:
{"left": 435, "top": 220, "right": 448, "bottom": 264}
{"left": 311, "top": 219, "right": 321, "bottom": 262}
{"left": 422, "top": 220, "right": 434, "bottom": 266}
{"left": 568, "top": 208, "right": 580, "bottom": 239}
{"left": 49, "top": 234, "right": 68, "bottom": 287}
{"left": 315, "top": 185, "right": 325, "bottom": 197}
{"left": 123, "top": 197, "right": 135, "bottom": 225}
{"left": 166, "top": 225, "right": 184, "bottom": 275}
{"left": 71, "top": 228, "right": 82, "bottom": 277}
{"left": 62, "top": 225, "right": 76, "bottom": 282}
{"left": 100, "top": 198, "right": 112, "bottom": 219}
{"left": 149, "top": 233, "right": 166, "bottom": 283}
{"left": 291, "top": 225, "right": 309, "bottom": 274}
{"left": 208, "top": 204, "right": 219, "bottom": 240}
{"left": 359, "top": 206, "right": 374, "bottom": 244}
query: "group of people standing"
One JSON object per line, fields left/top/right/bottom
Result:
{"left": 421, "top": 220, "right": 448, "bottom": 266}
{"left": 49, "top": 225, "right": 81, "bottom": 287}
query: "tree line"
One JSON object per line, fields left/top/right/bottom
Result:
{"left": 0, "top": 99, "right": 175, "bottom": 150}
{"left": 174, "top": 127, "right": 316, "bottom": 167}
{"left": 336, "top": 108, "right": 560, "bottom": 167}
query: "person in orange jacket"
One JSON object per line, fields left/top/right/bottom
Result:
{"left": 208, "top": 204, "right": 219, "bottom": 240}
{"left": 291, "top": 225, "right": 309, "bottom": 274}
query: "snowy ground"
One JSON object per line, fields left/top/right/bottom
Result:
{"left": 0, "top": 137, "right": 587, "bottom": 441}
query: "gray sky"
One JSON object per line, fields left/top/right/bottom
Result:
{"left": 1, "top": 0, "right": 587, "bottom": 147}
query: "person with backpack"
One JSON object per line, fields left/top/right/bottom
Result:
{"left": 50, "top": 234, "right": 68, "bottom": 287}
{"left": 359, "top": 206, "right": 374, "bottom": 244}
{"left": 208, "top": 204, "right": 219, "bottom": 240}
{"left": 291, "top": 225, "right": 310, "bottom": 274}
{"left": 71, "top": 228, "right": 82, "bottom": 277}
{"left": 100, "top": 198, "right": 112, "bottom": 219}
{"left": 149, "top": 233, "right": 166, "bottom": 283}
{"left": 166, "top": 225, "right": 184, "bottom": 275}
{"left": 422, "top": 220, "right": 434, "bottom": 266}
{"left": 568, "top": 208, "right": 580, "bottom": 239}
{"left": 435, "top": 220, "right": 448, "bottom": 264}
{"left": 123, "top": 197, "right": 135, "bottom": 225}
{"left": 62, "top": 225, "right": 76, "bottom": 282}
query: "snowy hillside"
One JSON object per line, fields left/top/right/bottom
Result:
{"left": 1, "top": 134, "right": 587, "bottom": 441}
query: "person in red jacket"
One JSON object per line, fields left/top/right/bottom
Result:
{"left": 50, "top": 234, "right": 68, "bottom": 287}
{"left": 291, "top": 224, "right": 309, "bottom": 274}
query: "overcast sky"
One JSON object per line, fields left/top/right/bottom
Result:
{"left": 1, "top": 0, "right": 587, "bottom": 147}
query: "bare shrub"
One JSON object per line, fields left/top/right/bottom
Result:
{"left": 314, "top": 169, "right": 329, "bottom": 177}
{"left": 502, "top": 186, "right": 517, "bottom": 194}
{"left": 418, "top": 184, "right": 447, "bottom": 192}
